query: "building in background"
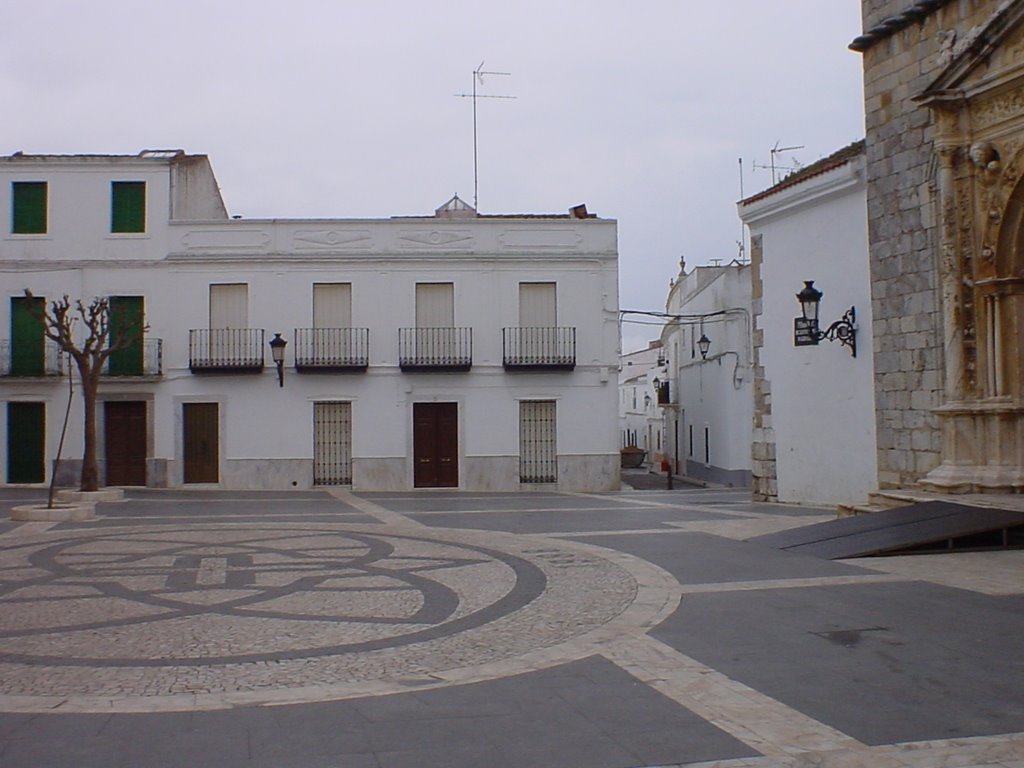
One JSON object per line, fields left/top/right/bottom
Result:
{"left": 660, "top": 260, "right": 752, "bottom": 487}
{"left": 852, "top": 1, "right": 1024, "bottom": 493}
{"left": 618, "top": 340, "right": 663, "bottom": 462}
{"left": 739, "top": 141, "right": 876, "bottom": 506}
{"left": 1, "top": 151, "right": 620, "bottom": 491}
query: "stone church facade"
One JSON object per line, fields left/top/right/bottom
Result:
{"left": 854, "top": 0, "right": 1024, "bottom": 492}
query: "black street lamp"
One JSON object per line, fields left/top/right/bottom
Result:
{"left": 793, "top": 281, "right": 856, "bottom": 357}
{"left": 269, "top": 333, "right": 288, "bottom": 387}
{"left": 697, "top": 333, "right": 711, "bottom": 360}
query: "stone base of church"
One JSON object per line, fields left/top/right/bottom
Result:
{"left": 920, "top": 401, "right": 1024, "bottom": 493}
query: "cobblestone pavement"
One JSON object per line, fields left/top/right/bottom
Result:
{"left": 0, "top": 483, "right": 1022, "bottom": 768}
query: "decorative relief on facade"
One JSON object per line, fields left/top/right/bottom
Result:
{"left": 971, "top": 89, "right": 1024, "bottom": 132}
{"left": 293, "top": 230, "right": 372, "bottom": 249}
{"left": 498, "top": 229, "right": 583, "bottom": 249}
{"left": 181, "top": 230, "right": 271, "bottom": 250}
{"left": 397, "top": 230, "right": 473, "bottom": 248}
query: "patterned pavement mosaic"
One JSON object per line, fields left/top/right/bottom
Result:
{"left": 0, "top": 482, "right": 1022, "bottom": 768}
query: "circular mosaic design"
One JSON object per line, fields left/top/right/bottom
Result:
{"left": 0, "top": 523, "right": 663, "bottom": 709}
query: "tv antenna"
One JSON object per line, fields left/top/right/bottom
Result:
{"left": 765, "top": 141, "right": 803, "bottom": 185}
{"left": 455, "top": 61, "right": 515, "bottom": 210}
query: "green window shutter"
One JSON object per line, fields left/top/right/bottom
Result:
{"left": 10, "top": 296, "right": 45, "bottom": 376}
{"left": 111, "top": 181, "right": 146, "bottom": 233}
{"left": 12, "top": 182, "right": 47, "bottom": 234}
{"left": 7, "top": 402, "right": 46, "bottom": 483}
{"left": 108, "top": 296, "right": 144, "bottom": 375}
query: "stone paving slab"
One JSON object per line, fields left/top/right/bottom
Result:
{"left": 572, "top": 531, "right": 874, "bottom": 584}
{"left": 2, "top": 485, "right": 1023, "bottom": 767}
{"left": 652, "top": 581, "right": 1024, "bottom": 746}
{"left": 0, "top": 657, "right": 755, "bottom": 768}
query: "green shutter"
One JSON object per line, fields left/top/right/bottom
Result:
{"left": 10, "top": 296, "right": 45, "bottom": 376}
{"left": 7, "top": 402, "right": 45, "bottom": 483}
{"left": 12, "top": 182, "right": 47, "bottom": 234}
{"left": 111, "top": 181, "right": 146, "bottom": 233}
{"left": 108, "top": 296, "right": 144, "bottom": 375}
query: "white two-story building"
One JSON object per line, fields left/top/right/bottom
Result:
{"left": 1, "top": 150, "right": 621, "bottom": 492}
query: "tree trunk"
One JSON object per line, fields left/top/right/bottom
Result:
{"left": 79, "top": 367, "right": 100, "bottom": 492}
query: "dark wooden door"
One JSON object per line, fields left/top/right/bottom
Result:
{"left": 104, "top": 401, "right": 146, "bottom": 486}
{"left": 413, "top": 402, "right": 458, "bottom": 488}
{"left": 7, "top": 402, "right": 45, "bottom": 483}
{"left": 183, "top": 402, "right": 219, "bottom": 483}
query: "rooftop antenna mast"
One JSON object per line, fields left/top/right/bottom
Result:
{"left": 768, "top": 141, "right": 803, "bottom": 185}
{"left": 456, "top": 61, "right": 515, "bottom": 211}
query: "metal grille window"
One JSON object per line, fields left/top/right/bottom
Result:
{"left": 314, "top": 402, "right": 352, "bottom": 485}
{"left": 520, "top": 400, "right": 557, "bottom": 483}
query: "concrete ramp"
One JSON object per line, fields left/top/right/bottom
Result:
{"left": 750, "top": 500, "right": 1024, "bottom": 559}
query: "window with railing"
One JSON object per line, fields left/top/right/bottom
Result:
{"left": 102, "top": 339, "right": 162, "bottom": 376}
{"left": 398, "top": 327, "right": 472, "bottom": 371}
{"left": 0, "top": 339, "right": 64, "bottom": 377}
{"left": 295, "top": 328, "right": 369, "bottom": 372}
{"left": 502, "top": 327, "right": 576, "bottom": 370}
{"left": 189, "top": 328, "right": 264, "bottom": 372}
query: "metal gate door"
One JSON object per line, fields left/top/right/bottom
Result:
{"left": 314, "top": 401, "right": 352, "bottom": 485}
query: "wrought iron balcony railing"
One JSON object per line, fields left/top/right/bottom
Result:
{"left": 0, "top": 340, "right": 65, "bottom": 377}
{"left": 502, "top": 327, "right": 576, "bottom": 370}
{"left": 101, "top": 339, "right": 163, "bottom": 376}
{"left": 399, "top": 327, "right": 472, "bottom": 371}
{"left": 189, "top": 329, "right": 264, "bottom": 372}
{"left": 294, "top": 328, "right": 369, "bottom": 372}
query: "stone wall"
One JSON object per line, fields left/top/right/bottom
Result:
{"left": 858, "top": 0, "right": 999, "bottom": 488}
{"left": 749, "top": 234, "right": 778, "bottom": 501}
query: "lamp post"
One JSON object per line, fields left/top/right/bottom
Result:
{"left": 793, "top": 281, "right": 856, "bottom": 357}
{"left": 269, "top": 333, "right": 287, "bottom": 387}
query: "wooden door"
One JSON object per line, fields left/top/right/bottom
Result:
{"left": 6, "top": 402, "right": 45, "bottom": 483}
{"left": 104, "top": 401, "right": 146, "bottom": 485}
{"left": 183, "top": 402, "right": 218, "bottom": 483}
{"left": 413, "top": 402, "right": 458, "bottom": 488}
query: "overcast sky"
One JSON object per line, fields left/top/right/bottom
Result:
{"left": 2, "top": 1, "right": 865, "bottom": 353}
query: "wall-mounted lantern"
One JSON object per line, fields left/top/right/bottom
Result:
{"left": 269, "top": 333, "right": 288, "bottom": 387}
{"left": 794, "top": 281, "right": 856, "bottom": 357}
{"left": 697, "top": 333, "right": 711, "bottom": 360}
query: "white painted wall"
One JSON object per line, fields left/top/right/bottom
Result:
{"left": 1, "top": 153, "right": 620, "bottom": 491}
{"left": 739, "top": 153, "right": 877, "bottom": 506}
{"left": 661, "top": 264, "right": 753, "bottom": 486}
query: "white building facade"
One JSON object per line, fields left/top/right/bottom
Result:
{"left": 738, "top": 141, "right": 877, "bottom": 506}
{"left": 660, "top": 262, "right": 753, "bottom": 487}
{"left": 618, "top": 340, "right": 664, "bottom": 460}
{"left": 1, "top": 151, "right": 621, "bottom": 492}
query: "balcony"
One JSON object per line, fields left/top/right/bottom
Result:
{"left": 189, "top": 329, "right": 264, "bottom": 373}
{"left": 502, "top": 327, "right": 576, "bottom": 370}
{"left": 656, "top": 380, "right": 672, "bottom": 406}
{"left": 294, "top": 328, "right": 369, "bottom": 372}
{"left": 0, "top": 340, "right": 64, "bottom": 377}
{"left": 399, "top": 327, "right": 472, "bottom": 372}
{"left": 101, "top": 339, "right": 163, "bottom": 377}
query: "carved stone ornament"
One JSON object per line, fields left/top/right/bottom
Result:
{"left": 398, "top": 230, "right": 473, "bottom": 248}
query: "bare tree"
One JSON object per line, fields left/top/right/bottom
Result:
{"left": 25, "top": 290, "right": 146, "bottom": 492}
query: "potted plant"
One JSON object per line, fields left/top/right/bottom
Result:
{"left": 620, "top": 445, "right": 646, "bottom": 468}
